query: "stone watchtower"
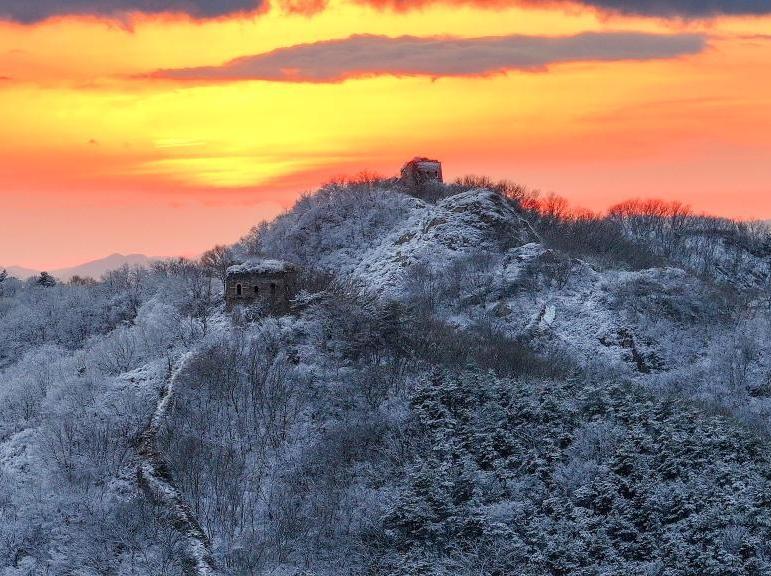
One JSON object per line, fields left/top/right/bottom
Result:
{"left": 225, "top": 258, "right": 297, "bottom": 313}
{"left": 399, "top": 157, "right": 443, "bottom": 188}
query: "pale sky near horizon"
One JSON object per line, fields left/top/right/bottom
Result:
{"left": 1, "top": 0, "right": 770, "bottom": 269}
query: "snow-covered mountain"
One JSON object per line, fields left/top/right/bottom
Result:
{"left": 1, "top": 179, "right": 771, "bottom": 575}
{"left": 4, "top": 264, "right": 38, "bottom": 279}
{"left": 53, "top": 253, "right": 157, "bottom": 281}
{"left": 257, "top": 183, "right": 770, "bottom": 394}
{"left": 3, "top": 253, "right": 156, "bottom": 281}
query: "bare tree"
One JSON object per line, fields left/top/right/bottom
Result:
{"left": 201, "top": 245, "right": 235, "bottom": 292}
{"left": 69, "top": 275, "right": 97, "bottom": 286}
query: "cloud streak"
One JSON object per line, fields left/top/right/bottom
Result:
{"left": 0, "top": 0, "right": 261, "bottom": 23}
{"left": 361, "top": 0, "right": 771, "bottom": 17}
{"left": 151, "top": 32, "right": 706, "bottom": 83}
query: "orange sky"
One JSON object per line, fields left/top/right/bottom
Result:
{"left": 1, "top": 0, "right": 770, "bottom": 269}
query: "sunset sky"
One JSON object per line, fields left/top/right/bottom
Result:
{"left": 1, "top": 0, "right": 770, "bottom": 270}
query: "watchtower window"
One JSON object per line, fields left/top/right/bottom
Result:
{"left": 236, "top": 283, "right": 242, "bottom": 296}
{"left": 254, "top": 286, "right": 259, "bottom": 294}
{"left": 270, "top": 283, "right": 277, "bottom": 296}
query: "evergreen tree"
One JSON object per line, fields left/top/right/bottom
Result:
{"left": 36, "top": 271, "right": 57, "bottom": 287}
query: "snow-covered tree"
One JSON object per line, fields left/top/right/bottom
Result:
{"left": 1, "top": 177, "right": 770, "bottom": 575}
{"left": 36, "top": 271, "right": 57, "bottom": 287}
{"left": 200, "top": 244, "right": 235, "bottom": 291}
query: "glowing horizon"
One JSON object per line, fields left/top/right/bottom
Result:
{"left": 1, "top": 0, "right": 770, "bottom": 269}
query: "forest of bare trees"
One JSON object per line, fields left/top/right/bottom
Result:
{"left": 1, "top": 176, "right": 770, "bottom": 574}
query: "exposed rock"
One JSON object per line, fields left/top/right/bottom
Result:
{"left": 492, "top": 302, "right": 512, "bottom": 318}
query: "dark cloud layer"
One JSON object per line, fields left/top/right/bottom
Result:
{"left": 363, "top": 0, "right": 771, "bottom": 17}
{"left": 584, "top": 0, "right": 771, "bottom": 16}
{"left": 0, "top": 0, "right": 261, "bottom": 23}
{"left": 152, "top": 32, "right": 706, "bottom": 83}
{"left": 0, "top": 0, "right": 768, "bottom": 22}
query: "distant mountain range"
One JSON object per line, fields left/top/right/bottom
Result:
{"left": 3, "top": 253, "right": 157, "bottom": 281}
{"left": 4, "top": 264, "right": 39, "bottom": 279}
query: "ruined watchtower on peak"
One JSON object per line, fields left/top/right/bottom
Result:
{"left": 225, "top": 258, "right": 297, "bottom": 312}
{"left": 400, "top": 157, "right": 443, "bottom": 188}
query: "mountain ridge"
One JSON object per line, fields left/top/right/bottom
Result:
{"left": 3, "top": 253, "right": 157, "bottom": 281}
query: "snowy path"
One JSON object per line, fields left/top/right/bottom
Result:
{"left": 136, "top": 355, "right": 219, "bottom": 576}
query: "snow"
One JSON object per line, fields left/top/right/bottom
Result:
{"left": 0, "top": 428, "right": 37, "bottom": 477}
{"left": 136, "top": 353, "right": 219, "bottom": 576}
{"left": 259, "top": 186, "right": 764, "bottom": 382}
{"left": 349, "top": 189, "right": 535, "bottom": 293}
{"left": 541, "top": 305, "right": 556, "bottom": 327}
{"left": 257, "top": 185, "right": 752, "bottom": 377}
{"left": 227, "top": 258, "right": 295, "bottom": 276}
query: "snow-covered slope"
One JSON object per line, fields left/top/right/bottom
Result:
{"left": 3, "top": 181, "right": 771, "bottom": 576}
{"left": 351, "top": 189, "right": 536, "bottom": 292}
{"left": 477, "top": 242, "right": 721, "bottom": 377}
{"left": 259, "top": 185, "right": 769, "bottom": 385}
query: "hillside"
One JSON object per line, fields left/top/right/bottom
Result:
{"left": 256, "top": 182, "right": 771, "bottom": 415}
{"left": 1, "top": 179, "right": 770, "bottom": 575}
